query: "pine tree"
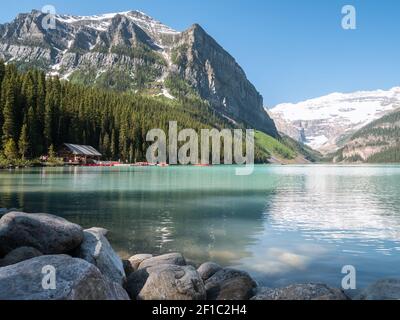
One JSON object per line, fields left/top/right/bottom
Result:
{"left": 2, "top": 76, "right": 17, "bottom": 145}
{"left": 129, "top": 143, "right": 134, "bottom": 163}
{"left": 119, "top": 122, "right": 128, "bottom": 161}
{"left": 35, "top": 70, "right": 46, "bottom": 149}
{"left": 48, "top": 144, "right": 56, "bottom": 159}
{"left": 27, "top": 106, "right": 39, "bottom": 157}
{"left": 110, "top": 129, "right": 116, "bottom": 160}
{"left": 0, "top": 60, "right": 5, "bottom": 111}
{"left": 102, "top": 132, "right": 111, "bottom": 159}
{"left": 18, "top": 123, "right": 29, "bottom": 159}
{"left": 44, "top": 82, "right": 54, "bottom": 148}
{"left": 0, "top": 60, "right": 5, "bottom": 85}
{"left": 21, "top": 72, "right": 36, "bottom": 115}
{"left": 3, "top": 138, "right": 18, "bottom": 160}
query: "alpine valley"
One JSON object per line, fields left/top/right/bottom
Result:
{"left": 268, "top": 87, "right": 400, "bottom": 163}
{"left": 1, "top": 9, "right": 399, "bottom": 165}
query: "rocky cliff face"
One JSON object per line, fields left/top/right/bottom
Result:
{"left": 0, "top": 10, "right": 278, "bottom": 137}
{"left": 174, "top": 24, "right": 276, "bottom": 136}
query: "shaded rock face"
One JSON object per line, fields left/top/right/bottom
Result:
{"left": 138, "top": 252, "right": 186, "bottom": 270}
{"left": 123, "top": 259, "right": 135, "bottom": 277}
{"left": 176, "top": 24, "right": 278, "bottom": 137}
{"left": 136, "top": 264, "right": 206, "bottom": 300}
{"left": 0, "top": 10, "right": 278, "bottom": 138}
{"left": 251, "top": 284, "right": 348, "bottom": 300}
{"left": 0, "top": 247, "right": 43, "bottom": 267}
{"left": 126, "top": 268, "right": 151, "bottom": 299}
{"left": 204, "top": 268, "right": 257, "bottom": 300}
{"left": 197, "top": 262, "right": 222, "bottom": 282}
{"left": 0, "top": 212, "right": 83, "bottom": 256}
{"left": 74, "top": 227, "right": 126, "bottom": 286}
{"left": 356, "top": 279, "right": 400, "bottom": 300}
{"left": 0, "top": 255, "right": 129, "bottom": 300}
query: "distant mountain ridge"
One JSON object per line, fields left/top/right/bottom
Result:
{"left": 268, "top": 87, "right": 400, "bottom": 153}
{"left": 332, "top": 108, "right": 400, "bottom": 163}
{"left": 0, "top": 9, "right": 278, "bottom": 137}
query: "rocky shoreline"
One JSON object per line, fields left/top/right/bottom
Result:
{"left": 0, "top": 210, "right": 399, "bottom": 300}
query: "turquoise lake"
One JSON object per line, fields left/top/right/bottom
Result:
{"left": 1, "top": 165, "right": 400, "bottom": 291}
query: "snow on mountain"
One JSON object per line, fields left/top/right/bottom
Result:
{"left": 269, "top": 87, "right": 400, "bottom": 152}
{"left": 55, "top": 11, "right": 179, "bottom": 35}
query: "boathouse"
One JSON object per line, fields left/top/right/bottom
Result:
{"left": 59, "top": 143, "right": 102, "bottom": 164}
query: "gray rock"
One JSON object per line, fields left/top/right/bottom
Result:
{"left": 128, "top": 254, "right": 153, "bottom": 272}
{"left": 138, "top": 253, "right": 186, "bottom": 270}
{"left": 126, "top": 268, "right": 151, "bottom": 299}
{"left": 205, "top": 268, "right": 257, "bottom": 300}
{"left": 0, "top": 208, "right": 18, "bottom": 217}
{"left": 88, "top": 227, "right": 108, "bottom": 237}
{"left": 106, "top": 280, "right": 131, "bottom": 300}
{"left": 251, "top": 284, "right": 349, "bottom": 300}
{"left": 197, "top": 262, "right": 222, "bottom": 281}
{"left": 356, "top": 279, "right": 400, "bottom": 300}
{"left": 0, "top": 246, "right": 43, "bottom": 267}
{"left": 0, "top": 255, "right": 129, "bottom": 300}
{"left": 0, "top": 212, "right": 84, "bottom": 256}
{"left": 137, "top": 264, "right": 206, "bottom": 300}
{"left": 74, "top": 227, "right": 126, "bottom": 286}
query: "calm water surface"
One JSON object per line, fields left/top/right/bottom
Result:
{"left": 1, "top": 165, "right": 400, "bottom": 291}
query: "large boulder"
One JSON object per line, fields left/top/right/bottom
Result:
{"left": 128, "top": 254, "right": 153, "bottom": 272}
{"left": 0, "top": 255, "right": 130, "bottom": 300}
{"left": 197, "top": 262, "right": 222, "bottom": 282}
{"left": 0, "top": 212, "right": 83, "bottom": 256}
{"left": 251, "top": 284, "right": 348, "bottom": 300}
{"left": 138, "top": 253, "right": 186, "bottom": 270}
{"left": 356, "top": 279, "right": 400, "bottom": 300}
{"left": 0, "top": 208, "right": 17, "bottom": 217}
{"left": 74, "top": 227, "right": 126, "bottom": 286}
{"left": 0, "top": 247, "right": 43, "bottom": 267}
{"left": 136, "top": 264, "right": 206, "bottom": 300}
{"left": 204, "top": 268, "right": 257, "bottom": 300}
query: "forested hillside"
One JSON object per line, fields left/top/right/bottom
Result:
{"left": 332, "top": 109, "right": 400, "bottom": 163}
{"left": 0, "top": 61, "right": 311, "bottom": 165}
{"left": 0, "top": 61, "right": 228, "bottom": 163}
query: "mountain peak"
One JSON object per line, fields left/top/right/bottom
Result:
{"left": 0, "top": 9, "right": 278, "bottom": 138}
{"left": 54, "top": 10, "right": 180, "bottom": 35}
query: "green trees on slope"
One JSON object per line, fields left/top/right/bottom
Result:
{"left": 0, "top": 60, "right": 309, "bottom": 165}
{"left": 0, "top": 61, "right": 233, "bottom": 163}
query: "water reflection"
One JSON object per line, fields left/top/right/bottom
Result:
{"left": 1, "top": 165, "right": 400, "bottom": 289}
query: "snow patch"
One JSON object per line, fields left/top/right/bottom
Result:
{"left": 56, "top": 10, "right": 180, "bottom": 34}
{"left": 306, "top": 135, "right": 329, "bottom": 150}
{"left": 271, "top": 87, "right": 400, "bottom": 126}
{"left": 157, "top": 88, "right": 175, "bottom": 100}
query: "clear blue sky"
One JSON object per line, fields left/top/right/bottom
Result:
{"left": 1, "top": 0, "right": 400, "bottom": 106}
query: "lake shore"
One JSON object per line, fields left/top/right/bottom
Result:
{"left": 0, "top": 210, "right": 399, "bottom": 300}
